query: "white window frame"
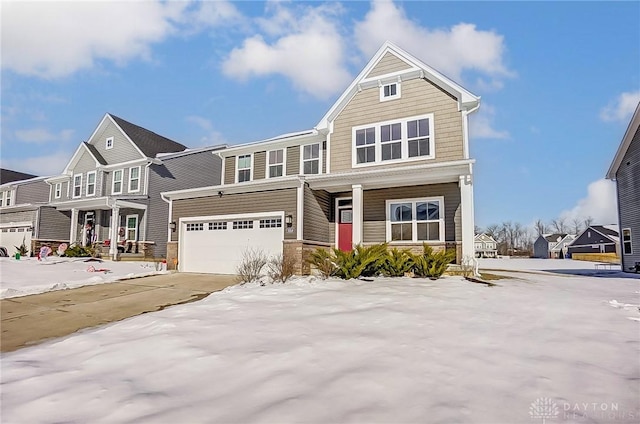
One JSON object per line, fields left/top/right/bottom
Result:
{"left": 622, "top": 228, "right": 633, "bottom": 255}
{"left": 5, "top": 190, "right": 11, "bottom": 206}
{"left": 352, "top": 113, "right": 435, "bottom": 168}
{"left": 112, "top": 169, "right": 123, "bottom": 195}
{"left": 236, "top": 154, "right": 252, "bottom": 183}
{"left": 385, "top": 196, "right": 445, "bottom": 243}
{"left": 266, "top": 149, "right": 286, "bottom": 179}
{"left": 380, "top": 82, "right": 401, "bottom": 102}
{"left": 72, "top": 174, "right": 82, "bottom": 198}
{"left": 105, "top": 136, "right": 114, "bottom": 150}
{"left": 86, "top": 171, "right": 97, "bottom": 197}
{"left": 54, "top": 182, "right": 62, "bottom": 199}
{"left": 128, "top": 166, "right": 141, "bottom": 193}
{"left": 125, "top": 214, "right": 138, "bottom": 241}
{"left": 300, "top": 142, "right": 322, "bottom": 175}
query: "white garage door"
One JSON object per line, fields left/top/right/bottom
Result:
{"left": 0, "top": 223, "right": 33, "bottom": 256}
{"left": 179, "top": 214, "right": 284, "bottom": 274}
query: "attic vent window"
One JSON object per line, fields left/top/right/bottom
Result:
{"left": 380, "top": 82, "right": 401, "bottom": 102}
{"left": 106, "top": 137, "right": 114, "bottom": 150}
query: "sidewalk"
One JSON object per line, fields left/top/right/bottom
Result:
{"left": 1, "top": 273, "right": 237, "bottom": 353}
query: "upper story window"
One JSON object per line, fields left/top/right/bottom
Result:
{"left": 86, "top": 171, "right": 96, "bottom": 197}
{"left": 0, "top": 190, "right": 11, "bottom": 207}
{"left": 267, "top": 149, "right": 284, "bottom": 178}
{"left": 112, "top": 169, "right": 123, "bottom": 194}
{"left": 380, "top": 82, "right": 401, "bottom": 101}
{"left": 54, "top": 183, "right": 62, "bottom": 199}
{"left": 622, "top": 228, "right": 633, "bottom": 255}
{"left": 73, "top": 174, "right": 82, "bottom": 198}
{"left": 237, "top": 155, "right": 252, "bottom": 183}
{"left": 352, "top": 114, "right": 434, "bottom": 167}
{"left": 106, "top": 137, "right": 114, "bottom": 150}
{"left": 128, "top": 166, "right": 140, "bottom": 192}
{"left": 386, "top": 197, "right": 444, "bottom": 243}
{"left": 302, "top": 143, "right": 321, "bottom": 174}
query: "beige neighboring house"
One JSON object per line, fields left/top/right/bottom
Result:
{"left": 474, "top": 233, "right": 498, "bottom": 258}
{"left": 162, "top": 41, "right": 481, "bottom": 274}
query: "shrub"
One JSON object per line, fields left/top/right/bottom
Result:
{"left": 381, "top": 248, "right": 414, "bottom": 277}
{"left": 236, "top": 248, "right": 268, "bottom": 284}
{"left": 266, "top": 253, "right": 296, "bottom": 283}
{"left": 14, "top": 237, "right": 29, "bottom": 256}
{"left": 412, "top": 245, "right": 456, "bottom": 280}
{"left": 307, "top": 248, "right": 337, "bottom": 279}
{"left": 333, "top": 243, "right": 387, "bottom": 280}
{"left": 63, "top": 243, "right": 94, "bottom": 257}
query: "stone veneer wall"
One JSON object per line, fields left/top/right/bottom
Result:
{"left": 166, "top": 241, "right": 178, "bottom": 270}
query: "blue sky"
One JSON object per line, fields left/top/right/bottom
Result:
{"left": 1, "top": 0, "right": 638, "bottom": 229}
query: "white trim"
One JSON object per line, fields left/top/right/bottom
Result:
{"left": 352, "top": 184, "right": 363, "bottom": 246}
{"left": 128, "top": 166, "right": 141, "bottom": 193}
{"left": 62, "top": 143, "right": 101, "bottom": 175}
{"left": 326, "top": 122, "right": 332, "bottom": 174}
{"left": 217, "top": 130, "right": 321, "bottom": 158}
{"left": 607, "top": 103, "right": 640, "bottom": 179}
{"left": 101, "top": 158, "right": 150, "bottom": 170}
{"left": 112, "top": 169, "right": 124, "bottom": 195}
{"left": 334, "top": 196, "right": 353, "bottom": 248}
{"left": 266, "top": 148, "right": 287, "bottom": 179}
{"left": 385, "top": 196, "right": 445, "bottom": 243}
{"left": 379, "top": 81, "right": 401, "bottom": 102}
{"left": 86, "top": 113, "right": 146, "bottom": 159}
{"left": 459, "top": 174, "right": 475, "bottom": 259}
{"left": 296, "top": 180, "right": 304, "bottom": 240}
{"left": 143, "top": 163, "right": 151, "bottom": 196}
{"left": 300, "top": 142, "right": 322, "bottom": 175}
{"left": 72, "top": 174, "right": 82, "bottom": 198}
{"left": 352, "top": 113, "right": 435, "bottom": 168}
{"left": 622, "top": 228, "right": 633, "bottom": 255}
{"left": 85, "top": 171, "right": 97, "bottom": 197}
{"left": 220, "top": 152, "right": 226, "bottom": 186}
{"left": 125, "top": 214, "right": 139, "bottom": 241}
{"left": 236, "top": 153, "right": 253, "bottom": 183}
{"left": 54, "top": 182, "right": 62, "bottom": 199}
{"left": 0, "top": 221, "right": 33, "bottom": 229}
{"left": 105, "top": 136, "right": 114, "bottom": 150}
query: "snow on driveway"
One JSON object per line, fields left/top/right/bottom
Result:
{"left": 0, "top": 257, "right": 167, "bottom": 299}
{"left": 1, "top": 269, "right": 639, "bottom": 423}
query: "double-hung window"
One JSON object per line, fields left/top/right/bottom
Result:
{"left": 86, "top": 171, "right": 96, "bottom": 196}
{"left": 128, "top": 166, "right": 140, "bottom": 192}
{"left": 0, "top": 190, "right": 11, "bottom": 206}
{"left": 268, "top": 149, "right": 284, "bottom": 178}
{"left": 407, "top": 118, "right": 431, "bottom": 158}
{"left": 5, "top": 190, "right": 11, "bottom": 206}
{"left": 355, "top": 128, "right": 376, "bottom": 164}
{"left": 112, "top": 169, "right": 123, "bottom": 194}
{"left": 387, "top": 197, "right": 444, "bottom": 242}
{"left": 622, "top": 229, "right": 633, "bottom": 255}
{"left": 381, "top": 123, "right": 402, "bottom": 161}
{"left": 302, "top": 143, "right": 320, "bottom": 174}
{"left": 73, "top": 174, "right": 82, "bottom": 198}
{"left": 54, "top": 183, "right": 62, "bottom": 199}
{"left": 237, "top": 155, "right": 251, "bottom": 182}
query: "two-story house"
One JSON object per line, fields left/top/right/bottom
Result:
{"left": 567, "top": 225, "right": 619, "bottom": 257}
{"left": 533, "top": 233, "right": 575, "bottom": 259}
{"left": 474, "top": 233, "right": 498, "bottom": 258}
{"left": 607, "top": 102, "right": 640, "bottom": 272}
{"left": 162, "top": 42, "right": 480, "bottom": 274}
{"left": 45, "top": 113, "right": 226, "bottom": 259}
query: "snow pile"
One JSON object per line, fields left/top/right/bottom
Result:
{"left": 0, "top": 257, "right": 168, "bottom": 299}
{"left": 2, "top": 273, "right": 639, "bottom": 423}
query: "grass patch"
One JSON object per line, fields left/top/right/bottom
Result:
{"left": 479, "top": 272, "right": 510, "bottom": 281}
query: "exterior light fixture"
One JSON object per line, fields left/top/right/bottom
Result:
{"left": 285, "top": 214, "right": 293, "bottom": 228}
{"left": 218, "top": 191, "right": 224, "bottom": 198}
{"left": 169, "top": 221, "right": 176, "bottom": 232}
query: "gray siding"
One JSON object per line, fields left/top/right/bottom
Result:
{"left": 254, "top": 151, "right": 266, "bottom": 180}
{"left": 303, "top": 187, "right": 331, "bottom": 243}
{"left": 16, "top": 180, "right": 49, "bottom": 204}
{"left": 533, "top": 236, "right": 549, "bottom": 258}
{"left": 286, "top": 146, "right": 300, "bottom": 175}
{"left": 1, "top": 210, "right": 36, "bottom": 225}
{"left": 147, "top": 150, "right": 223, "bottom": 257}
{"left": 224, "top": 157, "right": 235, "bottom": 185}
{"left": 49, "top": 180, "right": 70, "bottom": 203}
{"left": 37, "top": 207, "right": 71, "bottom": 240}
{"left": 616, "top": 127, "right": 640, "bottom": 271}
{"left": 88, "top": 118, "right": 145, "bottom": 163}
{"left": 172, "top": 188, "right": 298, "bottom": 242}
{"left": 73, "top": 151, "right": 99, "bottom": 174}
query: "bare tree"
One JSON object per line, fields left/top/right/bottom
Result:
{"left": 550, "top": 218, "right": 567, "bottom": 233}
{"left": 583, "top": 216, "right": 594, "bottom": 228}
{"left": 534, "top": 219, "right": 546, "bottom": 236}
{"left": 485, "top": 224, "right": 500, "bottom": 239}
{"left": 570, "top": 218, "right": 582, "bottom": 235}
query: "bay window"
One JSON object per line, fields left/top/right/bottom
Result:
{"left": 386, "top": 197, "right": 444, "bottom": 242}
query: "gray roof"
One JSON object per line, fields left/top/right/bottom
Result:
{"left": 591, "top": 225, "right": 619, "bottom": 238}
{"left": 544, "top": 233, "right": 567, "bottom": 242}
{"left": 110, "top": 114, "right": 187, "bottom": 158}
{"left": 0, "top": 169, "right": 37, "bottom": 184}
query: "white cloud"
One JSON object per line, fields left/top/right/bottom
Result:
{"left": 0, "top": 151, "right": 71, "bottom": 176}
{"left": 560, "top": 179, "right": 618, "bottom": 225}
{"left": 353, "top": 0, "right": 513, "bottom": 84}
{"left": 469, "top": 104, "right": 509, "bottom": 139}
{"left": 221, "top": 3, "right": 352, "bottom": 99}
{"left": 14, "top": 128, "right": 75, "bottom": 144}
{"left": 186, "top": 116, "right": 227, "bottom": 147}
{"left": 1, "top": 1, "right": 241, "bottom": 78}
{"left": 600, "top": 90, "right": 640, "bottom": 122}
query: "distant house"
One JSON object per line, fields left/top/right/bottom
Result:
{"left": 474, "top": 233, "right": 497, "bottom": 258}
{"left": 533, "top": 233, "right": 575, "bottom": 259}
{"left": 567, "top": 225, "right": 619, "bottom": 257}
{"left": 606, "top": 103, "right": 640, "bottom": 272}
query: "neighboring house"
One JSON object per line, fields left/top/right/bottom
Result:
{"left": 606, "top": 102, "right": 640, "bottom": 272}
{"left": 567, "top": 225, "right": 619, "bottom": 257}
{"left": 0, "top": 169, "right": 69, "bottom": 256}
{"left": 533, "top": 233, "right": 575, "bottom": 259}
{"left": 163, "top": 41, "right": 480, "bottom": 274}
{"left": 45, "top": 113, "right": 226, "bottom": 259}
{"left": 474, "top": 233, "right": 497, "bottom": 258}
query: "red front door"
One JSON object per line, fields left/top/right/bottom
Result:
{"left": 338, "top": 208, "right": 353, "bottom": 251}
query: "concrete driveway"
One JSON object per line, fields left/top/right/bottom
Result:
{"left": 1, "top": 273, "right": 237, "bottom": 353}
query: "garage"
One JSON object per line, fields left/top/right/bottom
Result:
{"left": 0, "top": 222, "right": 33, "bottom": 256}
{"left": 179, "top": 213, "right": 285, "bottom": 274}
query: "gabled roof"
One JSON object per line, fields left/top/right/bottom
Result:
{"left": 109, "top": 114, "right": 187, "bottom": 158}
{"left": 316, "top": 41, "right": 480, "bottom": 131}
{"left": 0, "top": 169, "right": 37, "bottom": 184}
{"left": 607, "top": 102, "right": 640, "bottom": 179}
{"left": 62, "top": 142, "right": 106, "bottom": 175}
{"left": 543, "top": 233, "right": 567, "bottom": 243}
{"left": 84, "top": 142, "right": 107, "bottom": 165}
{"left": 591, "top": 225, "right": 619, "bottom": 238}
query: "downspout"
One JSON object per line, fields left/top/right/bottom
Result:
{"left": 160, "top": 192, "right": 172, "bottom": 244}
{"left": 142, "top": 161, "right": 152, "bottom": 242}
{"left": 461, "top": 102, "right": 480, "bottom": 160}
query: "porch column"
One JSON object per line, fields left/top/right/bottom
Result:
{"left": 459, "top": 174, "right": 475, "bottom": 260}
{"left": 296, "top": 178, "right": 304, "bottom": 240}
{"left": 352, "top": 184, "right": 363, "bottom": 247}
{"left": 69, "top": 208, "right": 78, "bottom": 244}
{"left": 109, "top": 205, "right": 120, "bottom": 259}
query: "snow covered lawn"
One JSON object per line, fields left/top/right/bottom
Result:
{"left": 0, "top": 257, "right": 167, "bottom": 299}
{"left": 2, "top": 269, "right": 639, "bottom": 423}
